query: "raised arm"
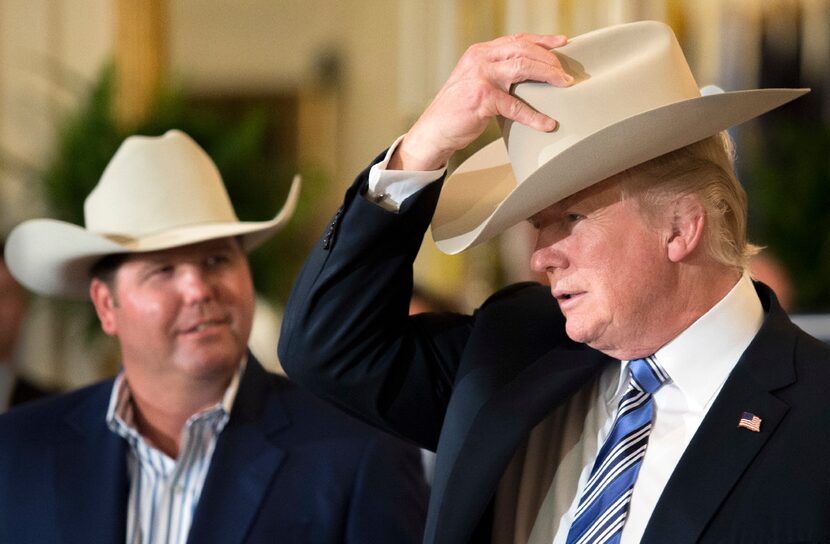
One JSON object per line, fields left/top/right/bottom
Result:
{"left": 279, "top": 34, "right": 573, "bottom": 449}
{"left": 279, "top": 163, "right": 468, "bottom": 449}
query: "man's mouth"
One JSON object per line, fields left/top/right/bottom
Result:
{"left": 181, "top": 317, "right": 230, "bottom": 334}
{"left": 553, "top": 290, "right": 585, "bottom": 304}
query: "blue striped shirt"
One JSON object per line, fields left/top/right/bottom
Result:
{"left": 106, "top": 367, "right": 242, "bottom": 544}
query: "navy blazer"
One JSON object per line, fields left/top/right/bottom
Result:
{"left": 0, "top": 356, "right": 428, "bottom": 543}
{"left": 279, "top": 159, "right": 830, "bottom": 544}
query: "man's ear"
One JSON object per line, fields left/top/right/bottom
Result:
{"left": 665, "top": 194, "right": 706, "bottom": 263}
{"left": 89, "top": 278, "right": 118, "bottom": 336}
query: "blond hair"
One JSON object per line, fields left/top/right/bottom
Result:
{"left": 618, "top": 133, "right": 759, "bottom": 270}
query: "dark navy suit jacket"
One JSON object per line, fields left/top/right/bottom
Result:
{"left": 0, "top": 356, "right": 428, "bottom": 543}
{"left": 279, "top": 158, "right": 830, "bottom": 544}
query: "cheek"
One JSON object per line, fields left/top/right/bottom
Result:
{"left": 225, "top": 274, "right": 255, "bottom": 306}
{"left": 221, "top": 276, "right": 256, "bottom": 327}
{"left": 120, "top": 297, "right": 172, "bottom": 331}
{"left": 583, "top": 248, "right": 642, "bottom": 320}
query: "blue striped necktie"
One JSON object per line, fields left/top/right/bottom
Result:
{"left": 565, "top": 356, "right": 670, "bottom": 544}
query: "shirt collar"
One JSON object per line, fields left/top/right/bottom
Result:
{"left": 106, "top": 358, "right": 246, "bottom": 443}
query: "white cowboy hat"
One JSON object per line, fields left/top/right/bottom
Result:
{"left": 5, "top": 129, "right": 301, "bottom": 299}
{"left": 431, "top": 20, "right": 808, "bottom": 254}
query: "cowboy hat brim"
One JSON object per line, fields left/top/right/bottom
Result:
{"left": 5, "top": 174, "right": 301, "bottom": 299}
{"left": 431, "top": 88, "right": 808, "bottom": 255}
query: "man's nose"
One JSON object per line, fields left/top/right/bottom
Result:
{"left": 179, "top": 267, "right": 214, "bottom": 303}
{"left": 530, "top": 233, "right": 568, "bottom": 274}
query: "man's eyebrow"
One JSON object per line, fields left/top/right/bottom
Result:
{"left": 527, "top": 201, "right": 566, "bottom": 226}
{"left": 131, "top": 254, "right": 169, "bottom": 269}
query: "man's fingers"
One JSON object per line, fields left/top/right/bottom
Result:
{"left": 499, "top": 33, "right": 569, "bottom": 50}
{"left": 488, "top": 57, "right": 574, "bottom": 88}
{"left": 472, "top": 35, "right": 572, "bottom": 89}
{"left": 494, "top": 93, "right": 557, "bottom": 132}
{"left": 482, "top": 34, "right": 567, "bottom": 67}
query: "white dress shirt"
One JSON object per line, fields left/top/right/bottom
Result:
{"left": 106, "top": 364, "right": 243, "bottom": 544}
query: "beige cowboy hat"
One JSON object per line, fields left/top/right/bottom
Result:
{"left": 5, "top": 129, "right": 301, "bottom": 299}
{"left": 431, "top": 20, "right": 808, "bottom": 254}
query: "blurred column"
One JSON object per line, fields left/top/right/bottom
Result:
{"left": 682, "top": 0, "right": 728, "bottom": 87}
{"left": 458, "top": 0, "right": 504, "bottom": 45}
{"left": 297, "top": 49, "right": 341, "bottom": 220}
{"left": 398, "top": 0, "right": 454, "bottom": 124}
{"left": 114, "top": 0, "right": 168, "bottom": 128}
{"left": 504, "top": 0, "right": 561, "bottom": 35}
{"left": 801, "top": 0, "right": 830, "bottom": 120}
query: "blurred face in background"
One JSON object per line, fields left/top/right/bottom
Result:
{"left": 0, "top": 259, "right": 27, "bottom": 361}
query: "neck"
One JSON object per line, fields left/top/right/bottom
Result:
{"left": 124, "top": 370, "right": 234, "bottom": 458}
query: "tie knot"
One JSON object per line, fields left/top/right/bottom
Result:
{"left": 628, "top": 356, "right": 669, "bottom": 394}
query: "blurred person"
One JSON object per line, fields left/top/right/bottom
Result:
{"left": 749, "top": 251, "right": 795, "bottom": 312}
{"left": 280, "top": 21, "right": 829, "bottom": 543}
{"left": 0, "top": 130, "right": 427, "bottom": 543}
{"left": 0, "top": 241, "right": 54, "bottom": 411}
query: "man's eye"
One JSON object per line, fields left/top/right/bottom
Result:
{"left": 565, "top": 213, "right": 584, "bottom": 223}
{"left": 151, "top": 265, "right": 174, "bottom": 276}
{"left": 207, "top": 254, "right": 230, "bottom": 267}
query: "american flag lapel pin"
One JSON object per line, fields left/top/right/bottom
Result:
{"left": 738, "top": 411, "right": 762, "bottom": 432}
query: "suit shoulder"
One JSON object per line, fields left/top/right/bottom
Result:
{"left": 793, "top": 326, "right": 830, "bottom": 377}
{"left": 472, "top": 282, "right": 569, "bottom": 346}
{"left": 479, "top": 281, "right": 561, "bottom": 318}
{"left": 0, "top": 380, "right": 113, "bottom": 440}
{"left": 480, "top": 281, "right": 552, "bottom": 307}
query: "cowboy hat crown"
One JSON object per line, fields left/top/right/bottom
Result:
{"left": 431, "top": 20, "right": 808, "bottom": 254}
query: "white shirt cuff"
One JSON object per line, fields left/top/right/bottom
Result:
{"left": 366, "top": 134, "right": 446, "bottom": 211}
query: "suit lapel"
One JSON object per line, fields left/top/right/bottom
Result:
{"left": 428, "top": 346, "right": 608, "bottom": 544}
{"left": 56, "top": 382, "right": 129, "bottom": 544}
{"left": 186, "top": 358, "right": 287, "bottom": 544}
{"left": 643, "top": 291, "right": 797, "bottom": 543}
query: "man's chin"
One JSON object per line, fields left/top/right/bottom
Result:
{"left": 177, "top": 349, "right": 244, "bottom": 377}
{"left": 565, "top": 319, "right": 611, "bottom": 350}
{"left": 564, "top": 321, "right": 592, "bottom": 345}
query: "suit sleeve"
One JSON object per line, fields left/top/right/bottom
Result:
{"left": 345, "top": 434, "right": 429, "bottom": 544}
{"left": 279, "top": 152, "right": 473, "bottom": 450}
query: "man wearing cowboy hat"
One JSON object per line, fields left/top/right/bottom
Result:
{"left": 280, "top": 21, "right": 830, "bottom": 543}
{"left": 0, "top": 130, "right": 428, "bottom": 543}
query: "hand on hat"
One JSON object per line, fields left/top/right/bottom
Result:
{"left": 389, "top": 33, "right": 574, "bottom": 172}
